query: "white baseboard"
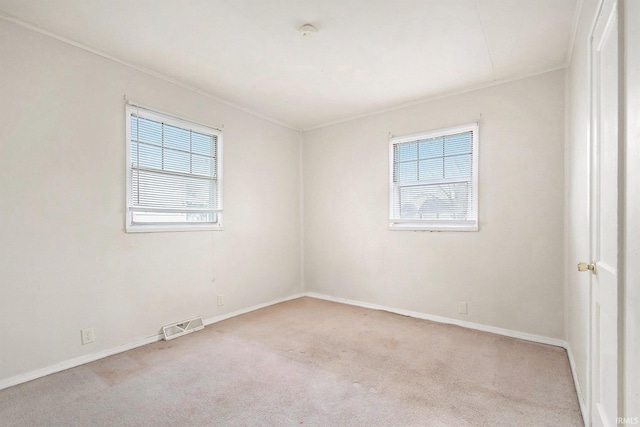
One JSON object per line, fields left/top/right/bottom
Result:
{"left": 303, "top": 293, "right": 586, "bottom": 426}
{"left": 0, "top": 292, "right": 305, "bottom": 391}
{"left": 0, "top": 334, "right": 163, "bottom": 391}
{"left": 304, "top": 292, "right": 589, "bottom": 425}
{"left": 202, "top": 293, "right": 305, "bottom": 327}
{"left": 304, "top": 292, "right": 566, "bottom": 347}
{"left": 1, "top": 287, "right": 586, "bottom": 424}
{"left": 566, "top": 344, "right": 588, "bottom": 426}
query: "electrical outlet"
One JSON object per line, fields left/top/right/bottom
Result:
{"left": 217, "top": 294, "right": 224, "bottom": 306}
{"left": 81, "top": 328, "right": 95, "bottom": 345}
{"left": 458, "top": 302, "right": 468, "bottom": 315}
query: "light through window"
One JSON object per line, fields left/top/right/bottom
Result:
{"left": 389, "top": 123, "right": 478, "bottom": 231}
{"left": 126, "top": 105, "right": 223, "bottom": 232}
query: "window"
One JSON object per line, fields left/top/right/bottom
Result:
{"left": 389, "top": 123, "right": 478, "bottom": 231}
{"left": 125, "top": 105, "right": 223, "bottom": 232}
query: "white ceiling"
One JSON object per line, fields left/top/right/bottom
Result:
{"left": 0, "top": 0, "right": 578, "bottom": 130}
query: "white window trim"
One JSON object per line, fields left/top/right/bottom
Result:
{"left": 388, "top": 122, "right": 479, "bottom": 231}
{"left": 125, "top": 104, "right": 224, "bottom": 233}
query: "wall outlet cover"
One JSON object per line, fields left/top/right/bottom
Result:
{"left": 458, "top": 302, "right": 468, "bottom": 315}
{"left": 81, "top": 328, "right": 95, "bottom": 345}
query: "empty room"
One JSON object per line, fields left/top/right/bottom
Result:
{"left": 0, "top": 0, "right": 638, "bottom": 426}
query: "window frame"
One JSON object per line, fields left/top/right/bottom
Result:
{"left": 388, "top": 123, "right": 479, "bottom": 232}
{"left": 125, "top": 104, "right": 223, "bottom": 233}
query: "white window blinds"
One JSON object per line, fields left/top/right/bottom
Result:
{"left": 126, "top": 105, "right": 223, "bottom": 231}
{"left": 389, "top": 123, "right": 478, "bottom": 231}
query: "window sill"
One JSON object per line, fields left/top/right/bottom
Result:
{"left": 389, "top": 223, "right": 478, "bottom": 232}
{"left": 125, "top": 224, "right": 223, "bottom": 233}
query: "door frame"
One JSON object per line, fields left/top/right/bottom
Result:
{"left": 587, "top": 0, "right": 625, "bottom": 424}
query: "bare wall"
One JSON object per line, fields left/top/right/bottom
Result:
{"left": 0, "top": 20, "right": 301, "bottom": 382}
{"left": 302, "top": 70, "right": 566, "bottom": 339}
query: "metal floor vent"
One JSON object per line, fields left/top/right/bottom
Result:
{"left": 162, "top": 316, "right": 204, "bottom": 341}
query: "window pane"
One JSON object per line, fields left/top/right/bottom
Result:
{"left": 132, "top": 169, "right": 215, "bottom": 209}
{"left": 164, "top": 124, "right": 190, "bottom": 152}
{"left": 164, "top": 148, "right": 190, "bottom": 174}
{"left": 138, "top": 143, "right": 162, "bottom": 169}
{"left": 396, "top": 142, "right": 418, "bottom": 161}
{"left": 130, "top": 142, "right": 138, "bottom": 166}
{"left": 418, "top": 158, "right": 444, "bottom": 180}
{"left": 395, "top": 161, "right": 418, "bottom": 182}
{"left": 444, "top": 154, "right": 472, "bottom": 179}
{"left": 192, "top": 154, "right": 214, "bottom": 176}
{"left": 445, "top": 132, "right": 472, "bottom": 156}
{"left": 131, "top": 116, "right": 138, "bottom": 139}
{"left": 136, "top": 117, "right": 162, "bottom": 146}
{"left": 419, "top": 137, "right": 443, "bottom": 159}
{"left": 192, "top": 132, "right": 214, "bottom": 156}
{"left": 398, "top": 182, "right": 470, "bottom": 220}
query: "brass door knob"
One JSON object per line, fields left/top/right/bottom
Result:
{"left": 577, "top": 261, "right": 597, "bottom": 274}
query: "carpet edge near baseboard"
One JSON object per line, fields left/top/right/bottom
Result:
{"left": 0, "top": 292, "right": 305, "bottom": 391}
{"left": 304, "top": 291, "right": 586, "bottom": 427}
{"left": 0, "top": 289, "right": 586, "bottom": 426}
{"left": 305, "top": 292, "right": 565, "bottom": 347}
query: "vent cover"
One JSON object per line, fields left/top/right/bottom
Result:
{"left": 162, "top": 316, "right": 204, "bottom": 341}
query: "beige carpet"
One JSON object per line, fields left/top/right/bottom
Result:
{"left": 0, "top": 297, "right": 582, "bottom": 426}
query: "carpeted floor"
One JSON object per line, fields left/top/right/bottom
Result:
{"left": 0, "top": 297, "right": 583, "bottom": 426}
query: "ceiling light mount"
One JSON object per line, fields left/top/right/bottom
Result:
{"left": 298, "top": 24, "right": 317, "bottom": 38}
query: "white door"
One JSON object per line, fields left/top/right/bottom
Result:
{"left": 588, "top": 0, "right": 620, "bottom": 426}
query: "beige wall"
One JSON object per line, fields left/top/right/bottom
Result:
{"left": 302, "top": 70, "right": 566, "bottom": 339}
{"left": 0, "top": 20, "right": 301, "bottom": 382}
